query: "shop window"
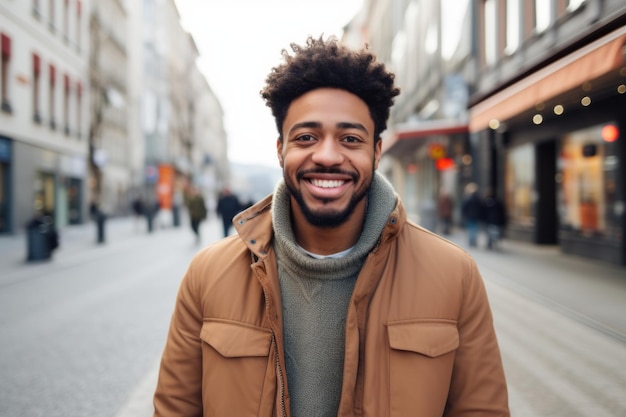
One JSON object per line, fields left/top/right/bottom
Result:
{"left": 34, "top": 172, "right": 55, "bottom": 216}
{"left": 49, "top": 64, "right": 56, "bottom": 129}
{"left": 505, "top": 144, "right": 535, "bottom": 227}
{"left": 33, "top": 53, "right": 42, "bottom": 124}
{"left": 558, "top": 124, "right": 620, "bottom": 239}
{"left": 1, "top": 33, "right": 11, "bottom": 113}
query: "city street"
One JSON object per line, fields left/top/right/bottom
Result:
{"left": 1, "top": 217, "right": 625, "bottom": 417}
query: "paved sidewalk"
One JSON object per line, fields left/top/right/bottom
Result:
{"left": 443, "top": 228, "right": 626, "bottom": 342}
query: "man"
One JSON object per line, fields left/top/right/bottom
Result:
{"left": 461, "top": 182, "right": 483, "bottom": 247}
{"left": 216, "top": 187, "right": 242, "bottom": 237}
{"left": 153, "top": 36, "right": 509, "bottom": 417}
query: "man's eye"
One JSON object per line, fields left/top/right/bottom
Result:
{"left": 296, "top": 134, "right": 315, "bottom": 142}
{"left": 342, "top": 135, "right": 360, "bottom": 143}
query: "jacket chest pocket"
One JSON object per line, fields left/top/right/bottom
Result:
{"left": 386, "top": 320, "right": 459, "bottom": 417}
{"left": 200, "top": 319, "right": 274, "bottom": 417}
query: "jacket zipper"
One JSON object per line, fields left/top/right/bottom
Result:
{"left": 273, "top": 334, "right": 286, "bottom": 417}
{"left": 258, "top": 264, "right": 286, "bottom": 417}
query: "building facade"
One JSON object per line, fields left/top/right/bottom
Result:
{"left": 468, "top": 0, "right": 626, "bottom": 266}
{"left": 1, "top": 0, "right": 90, "bottom": 233}
{"left": 347, "top": 0, "right": 474, "bottom": 232}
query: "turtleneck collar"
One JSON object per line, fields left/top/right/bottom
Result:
{"left": 271, "top": 172, "right": 397, "bottom": 280}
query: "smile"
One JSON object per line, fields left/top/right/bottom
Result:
{"left": 309, "top": 179, "right": 346, "bottom": 188}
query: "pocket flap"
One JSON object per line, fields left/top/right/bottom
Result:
{"left": 387, "top": 321, "right": 459, "bottom": 358}
{"left": 201, "top": 319, "right": 272, "bottom": 358}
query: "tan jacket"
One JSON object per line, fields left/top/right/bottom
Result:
{"left": 154, "top": 194, "right": 509, "bottom": 417}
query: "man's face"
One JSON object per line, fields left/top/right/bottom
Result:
{"left": 277, "top": 88, "right": 381, "bottom": 228}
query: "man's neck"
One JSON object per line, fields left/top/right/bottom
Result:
{"left": 291, "top": 203, "right": 366, "bottom": 256}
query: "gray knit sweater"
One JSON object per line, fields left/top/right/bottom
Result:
{"left": 272, "top": 172, "right": 397, "bottom": 417}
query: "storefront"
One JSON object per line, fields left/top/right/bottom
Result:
{"left": 503, "top": 116, "right": 624, "bottom": 265}
{"left": 469, "top": 27, "right": 626, "bottom": 266}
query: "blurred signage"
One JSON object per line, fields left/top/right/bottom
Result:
{"left": 428, "top": 143, "right": 446, "bottom": 160}
{"left": 145, "top": 165, "right": 158, "bottom": 183}
{"left": 157, "top": 164, "right": 174, "bottom": 209}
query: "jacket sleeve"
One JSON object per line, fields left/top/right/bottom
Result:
{"left": 445, "top": 257, "right": 510, "bottom": 417}
{"left": 153, "top": 261, "right": 204, "bottom": 417}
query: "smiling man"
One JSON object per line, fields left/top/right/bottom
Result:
{"left": 153, "top": 36, "right": 510, "bottom": 417}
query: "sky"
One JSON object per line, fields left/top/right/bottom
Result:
{"left": 174, "top": 0, "right": 364, "bottom": 168}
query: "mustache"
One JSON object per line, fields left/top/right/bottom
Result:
{"left": 296, "top": 168, "right": 358, "bottom": 182}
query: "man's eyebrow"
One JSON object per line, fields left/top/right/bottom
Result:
{"left": 288, "top": 121, "right": 322, "bottom": 136}
{"left": 337, "top": 122, "right": 369, "bottom": 134}
{"left": 288, "top": 121, "right": 369, "bottom": 136}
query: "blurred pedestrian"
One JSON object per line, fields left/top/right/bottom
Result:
{"left": 131, "top": 195, "right": 144, "bottom": 231}
{"left": 461, "top": 182, "right": 483, "bottom": 247}
{"left": 186, "top": 186, "right": 207, "bottom": 244}
{"left": 153, "top": 35, "right": 509, "bottom": 417}
{"left": 436, "top": 189, "right": 453, "bottom": 235}
{"left": 483, "top": 190, "right": 507, "bottom": 250}
{"left": 216, "top": 187, "right": 241, "bottom": 237}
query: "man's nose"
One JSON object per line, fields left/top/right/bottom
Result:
{"left": 311, "top": 138, "right": 344, "bottom": 166}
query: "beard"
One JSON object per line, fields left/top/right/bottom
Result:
{"left": 283, "top": 167, "right": 374, "bottom": 228}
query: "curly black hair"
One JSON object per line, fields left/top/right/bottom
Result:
{"left": 260, "top": 35, "right": 400, "bottom": 143}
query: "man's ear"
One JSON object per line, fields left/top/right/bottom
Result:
{"left": 374, "top": 137, "right": 382, "bottom": 170}
{"left": 276, "top": 138, "right": 284, "bottom": 168}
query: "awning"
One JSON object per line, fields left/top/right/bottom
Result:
{"left": 382, "top": 120, "right": 469, "bottom": 156}
{"left": 469, "top": 26, "right": 626, "bottom": 132}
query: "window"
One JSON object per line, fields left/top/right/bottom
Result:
{"left": 558, "top": 124, "right": 620, "bottom": 241}
{"left": 33, "top": 53, "right": 42, "bottom": 123}
{"left": 48, "top": 0, "right": 55, "bottom": 32}
{"left": 483, "top": 0, "right": 498, "bottom": 66}
{"left": 33, "top": 0, "right": 41, "bottom": 19}
{"left": 1, "top": 33, "right": 11, "bottom": 113}
{"left": 76, "top": 81, "right": 82, "bottom": 137}
{"left": 505, "top": 144, "right": 535, "bottom": 227}
{"left": 63, "top": 74, "right": 70, "bottom": 135}
{"left": 505, "top": 0, "right": 520, "bottom": 55}
{"left": 49, "top": 64, "right": 56, "bottom": 129}
{"left": 76, "top": 1, "right": 82, "bottom": 51}
{"left": 534, "top": 0, "right": 552, "bottom": 33}
{"left": 567, "top": 0, "right": 585, "bottom": 11}
{"left": 63, "top": 0, "right": 69, "bottom": 43}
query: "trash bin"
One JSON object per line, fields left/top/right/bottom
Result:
{"left": 26, "top": 216, "right": 58, "bottom": 262}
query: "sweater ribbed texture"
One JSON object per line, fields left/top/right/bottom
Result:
{"left": 272, "top": 172, "right": 397, "bottom": 417}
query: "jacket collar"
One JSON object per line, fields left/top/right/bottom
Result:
{"left": 233, "top": 176, "right": 407, "bottom": 261}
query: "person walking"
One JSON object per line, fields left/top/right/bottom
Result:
{"left": 436, "top": 189, "right": 453, "bottom": 235}
{"left": 216, "top": 187, "right": 242, "bottom": 237}
{"left": 185, "top": 186, "right": 207, "bottom": 244}
{"left": 461, "top": 182, "right": 483, "bottom": 247}
{"left": 483, "top": 191, "right": 507, "bottom": 250}
{"left": 153, "top": 36, "right": 509, "bottom": 417}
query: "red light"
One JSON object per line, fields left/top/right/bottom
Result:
{"left": 602, "top": 124, "right": 619, "bottom": 142}
{"left": 435, "top": 158, "right": 455, "bottom": 171}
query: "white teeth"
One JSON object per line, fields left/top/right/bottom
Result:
{"left": 310, "top": 179, "right": 345, "bottom": 188}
